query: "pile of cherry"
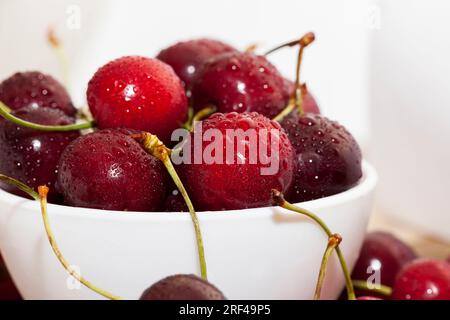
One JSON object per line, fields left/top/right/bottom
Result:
{"left": 0, "top": 33, "right": 448, "bottom": 300}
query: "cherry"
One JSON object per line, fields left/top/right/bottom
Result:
{"left": 0, "top": 255, "right": 21, "bottom": 300}
{"left": 57, "top": 129, "right": 167, "bottom": 211}
{"left": 140, "top": 274, "right": 225, "bottom": 300}
{"left": 164, "top": 188, "right": 188, "bottom": 212}
{"left": 0, "top": 106, "right": 80, "bottom": 202}
{"left": 178, "top": 112, "right": 295, "bottom": 211}
{"left": 157, "top": 38, "right": 236, "bottom": 91}
{"left": 392, "top": 259, "right": 450, "bottom": 300}
{"left": 351, "top": 231, "right": 417, "bottom": 298}
{"left": 0, "top": 71, "right": 76, "bottom": 116}
{"left": 280, "top": 112, "right": 362, "bottom": 202}
{"left": 190, "top": 52, "right": 292, "bottom": 119}
{"left": 87, "top": 56, "right": 188, "bottom": 144}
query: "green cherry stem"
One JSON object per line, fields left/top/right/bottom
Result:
{"left": 271, "top": 189, "right": 356, "bottom": 300}
{"left": 352, "top": 280, "right": 393, "bottom": 297}
{"left": 271, "top": 32, "right": 315, "bottom": 122}
{"left": 0, "top": 174, "right": 39, "bottom": 200}
{"left": 0, "top": 101, "right": 94, "bottom": 132}
{"left": 314, "top": 233, "right": 342, "bottom": 300}
{"left": 182, "top": 107, "right": 194, "bottom": 130}
{"left": 38, "top": 186, "right": 123, "bottom": 300}
{"left": 132, "top": 132, "right": 208, "bottom": 280}
{"left": 184, "top": 105, "right": 216, "bottom": 131}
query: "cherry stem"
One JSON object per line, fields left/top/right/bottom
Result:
{"left": 244, "top": 43, "right": 258, "bottom": 54}
{"left": 271, "top": 189, "right": 356, "bottom": 300}
{"left": 352, "top": 280, "right": 393, "bottom": 297}
{"left": 0, "top": 174, "right": 39, "bottom": 200}
{"left": 314, "top": 233, "right": 342, "bottom": 300}
{"left": 37, "top": 186, "right": 122, "bottom": 300}
{"left": 0, "top": 101, "right": 94, "bottom": 131}
{"left": 132, "top": 132, "right": 208, "bottom": 280}
{"left": 270, "top": 32, "right": 315, "bottom": 122}
{"left": 182, "top": 107, "right": 194, "bottom": 130}
{"left": 184, "top": 106, "right": 216, "bottom": 131}
{"left": 47, "top": 28, "right": 70, "bottom": 88}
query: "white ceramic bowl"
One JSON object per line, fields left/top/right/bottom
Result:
{"left": 0, "top": 161, "right": 376, "bottom": 300}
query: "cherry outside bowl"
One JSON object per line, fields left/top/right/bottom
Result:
{"left": 0, "top": 161, "right": 377, "bottom": 300}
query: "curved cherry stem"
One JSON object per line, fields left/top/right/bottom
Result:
{"left": 270, "top": 32, "right": 315, "bottom": 122}
{"left": 352, "top": 280, "right": 393, "bottom": 297}
{"left": 184, "top": 105, "right": 216, "bottom": 131}
{"left": 47, "top": 28, "right": 70, "bottom": 88}
{"left": 132, "top": 132, "right": 208, "bottom": 280}
{"left": 314, "top": 233, "right": 342, "bottom": 300}
{"left": 0, "top": 174, "right": 39, "bottom": 200}
{"left": 38, "top": 186, "right": 123, "bottom": 300}
{"left": 182, "top": 107, "right": 194, "bottom": 130}
{"left": 271, "top": 190, "right": 356, "bottom": 300}
{"left": 0, "top": 101, "right": 94, "bottom": 132}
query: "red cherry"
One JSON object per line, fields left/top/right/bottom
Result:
{"left": 87, "top": 56, "right": 188, "bottom": 144}
{"left": 351, "top": 231, "right": 417, "bottom": 298}
{"left": 190, "top": 52, "right": 292, "bottom": 119}
{"left": 157, "top": 38, "right": 236, "bottom": 90}
{"left": 0, "top": 255, "right": 21, "bottom": 300}
{"left": 57, "top": 129, "right": 167, "bottom": 211}
{"left": 140, "top": 274, "right": 225, "bottom": 300}
{"left": 164, "top": 189, "right": 188, "bottom": 212}
{"left": 179, "top": 112, "right": 295, "bottom": 210}
{"left": 0, "top": 71, "right": 76, "bottom": 116}
{"left": 0, "top": 106, "right": 80, "bottom": 202}
{"left": 280, "top": 112, "right": 362, "bottom": 202}
{"left": 392, "top": 259, "right": 450, "bottom": 300}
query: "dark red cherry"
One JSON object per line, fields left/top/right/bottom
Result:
{"left": 392, "top": 259, "right": 450, "bottom": 300}
{"left": 283, "top": 79, "right": 320, "bottom": 114}
{"left": 0, "top": 255, "right": 22, "bottom": 300}
{"left": 140, "top": 274, "right": 225, "bottom": 300}
{"left": 157, "top": 38, "right": 236, "bottom": 91}
{"left": 351, "top": 231, "right": 417, "bottom": 298}
{"left": 87, "top": 56, "right": 188, "bottom": 144}
{"left": 0, "top": 106, "right": 80, "bottom": 202}
{"left": 191, "top": 52, "right": 292, "bottom": 119}
{"left": 178, "top": 112, "right": 295, "bottom": 211}
{"left": 280, "top": 112, "right": 362, "bottom": 202}
{"left": 164, "top": 189, "right": 188, "bottom": 212}
{"left": 0, "top": 71, "right": 76, "bottom": 116}
{"left": 57, "top": 129, "right": 167, "bottom": 211}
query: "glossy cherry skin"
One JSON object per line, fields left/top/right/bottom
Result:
{"left": 57, "top": 129, "right": 167, "bottom": 211}
{"left": 0, "top": 106, "right": 80, "bottom": 202}
{"left": 392, "top": 259, "right": 450, "bottom": 300}
{"left": 0, "top": 255, "right": 21, "bottom": 300}
{"left": 191, "top": 52, "right": 294, "bottom": 119}
{"left": 351, "top": 231, "right": 417, "bottom": 298}
{"left": 281, "top": 112, "right": 362, "bottom": 202}
{"left": 140, "top": 274, "right": 225, "bottom": 300}
{"left": 87, "top": 56, "right": 188, "bottom": 144}
{"left": 178, "top": 112, "right": 295, "bottom": 211}
{"left": 164, "top": 189, "right": 188, "bottom": 212}
{"left": 157, "top": 38, "right": 236, "bottom": 91}
{"left": 0, "top": 71, "right": 76, "bottom": 116}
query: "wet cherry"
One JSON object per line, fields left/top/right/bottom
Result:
{"left": 164, "top": 189, "right": 188, "bottom": 212}
{"left": 280, "top": 112, "right": 362, "bottom": 202}
{"left": 351, "top": 231, "right": 417, "bottom": 298}
{"left": 157, "top": 38, "right": 236, "bottom": 91}
{"left": 190, "top": 52, "right": 292, "bottom": 119}
{"left": 392, "top": 259, "right": 450, "bottom": 300}
{"left": 57, "top": 129, "right": 167, "bottom": 211}
{"left": 140, "top": 274, "right": 225, "bottom": 300}
{"left": 0, "top": 71, "right": 76, "bottom": 116}
{"left": 0, "top": 106, "right": 80, "bottom": 202}
{"left": 87, "top": 56, "right": 188, "bottom": 144}
{"left": 178, "top": 112, "right": 295, "bottom": 211}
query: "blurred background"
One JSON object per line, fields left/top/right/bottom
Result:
{"left": 0, "top": 0, "right": 448, "bottom": 265}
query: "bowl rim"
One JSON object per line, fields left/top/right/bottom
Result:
{"left": 0, "top": 160, "right": 377, "bottom": 221}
